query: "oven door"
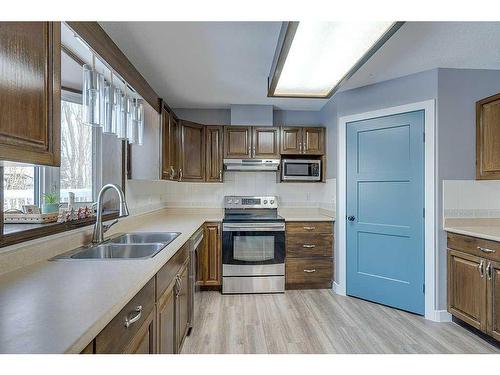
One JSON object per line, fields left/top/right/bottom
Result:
{"left": 282, "top": 159, "right": 321, "bottom": 181}
{"left": 222, "top": 222, "right": 285, "bottom": 268}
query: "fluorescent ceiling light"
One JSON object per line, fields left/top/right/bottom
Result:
{"left": 268, "top": 21, "right": 403, "bottom": 98}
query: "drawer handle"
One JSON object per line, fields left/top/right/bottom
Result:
{"left": 477, "top": 246, "right": 496, "bottom": 254}
{"left": 479, "top": 260, "right": 485, "bottom": 278}
{"left": 303, "top": 226, "right": 315, "bottom": 231}
{"left": 303, "top": 244, "right": 316, "bottom": 248}
{"left": 486, "top": 262, "right": 492, "bottom": 280}
{"left": 124, "top": 305, "right": 143, "bottom": 328}
{"left": 303, "top": 269, "right": 316, "bottom": 273}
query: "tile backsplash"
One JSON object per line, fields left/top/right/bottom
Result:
{"left": 126, "top": 172, "right": 336, "bottom": 214}
{"left": 443, "top": 179, "right": 500, "bottom": 218}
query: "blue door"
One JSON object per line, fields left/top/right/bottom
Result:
{"left": 346, "top": 110, "right": 425, "bottom": 315}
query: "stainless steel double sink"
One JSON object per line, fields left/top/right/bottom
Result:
{"left": 52, "top": 232, "right": 181, "bottom": 260}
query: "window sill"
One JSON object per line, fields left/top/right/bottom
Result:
{"left": 1, "top": 211, "right": 119, "bottom": 248}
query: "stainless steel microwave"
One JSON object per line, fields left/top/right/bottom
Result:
{"left": 281, "top": 159, "right": 321, "bottom": 181}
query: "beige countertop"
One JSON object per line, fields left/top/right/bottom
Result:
{"left": 0, "top": 206, "right": 335, "bottom": 354}
{"left": 278, "top": 208, "right": 335, "bottom": 222}
{"left": 444, "top": 218, "right": 500, "bottom": 242}
{"left": 0, "top": 208, "right": 222, "bottom": 354}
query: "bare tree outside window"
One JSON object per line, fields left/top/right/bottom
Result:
{"left": 3, "top": 166, "right": 35, "bottom": 210}
{"left": 60, "top": 101, "right": 93, "bottom": 203}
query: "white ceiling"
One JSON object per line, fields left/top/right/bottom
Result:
{"left": 99, "top": 21, "right": 500, "bottom": 111}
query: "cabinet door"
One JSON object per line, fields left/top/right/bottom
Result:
{"left": 161, "top": 112, "right": 179, "bottom": 180}
{"left": 0, "top": 22, "right": 61, "bottom": 166}
{"left": 201, "top": 223, "right": 221, "bottom": 286}
{"left": 205, "top": 126, "right": 223, "bottom": 182}
{"left": 124, "top": 310, "right": 156, "bottom": 354}
{"left": 448, "top": 250, "right": 487, "bottom": 331}
{"left": 487, "top": 260, "right": 500, "bottom": 341}
{"left": 176, "top": 261, "right": 190, "bottom": 353}
{"left": 280, "top": 127, "right": 302, "bottom": 154}
{"left": 157, "top": 279, "right": 176, "bottom": 354}
{"left": 224, "top": 126, "right": 252, "bottom": 158}
{"left": 179, "top": 120, "right": 205, "bottom": 181}
{"left": 477, "top": 93, "right": 500, "bottom": 179}
{"left": 253, "top": 127, "right": 280, "bottom": 158}
{"left": 303, "top": 127, "right": 325, "bottom": 155}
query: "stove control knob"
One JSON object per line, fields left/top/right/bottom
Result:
{"left": 263, "top": 200, "right": 268, "bottom": 204}
{"left": 234, "top": 199, "right": 239, "bottom": 204}
{"left": 270, "top": 200, "right": 275, "bottom": 204}
{"left": 227, "top": 199, "right": 233, "bottom": 204}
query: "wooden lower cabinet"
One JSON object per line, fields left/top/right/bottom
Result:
{"left": 199, "top": 223, "right": 221, "bottom": 287}
{"left": 124, "top": 309, "right": 156, "bottom": 354}
{"left": 487, "top": 260, "right": 500, "bottom": 341}
{"left": 95, "top": 279, "right": 156, "bottom": 354}
{"left": 156, "top": 279, "right": 176, "bottom": 354}
{"left": 285, "top": 221, "right": 334, "bottom": 289}
{"left": 447, "top": 232, "right": 500, "bottom": 341}
{"left": 447, "top": 249, "right": 487, "bottom": 331}
{"left": 175, "top": 260, "right": 190, "bottom": 352}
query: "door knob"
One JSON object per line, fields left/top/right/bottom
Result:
{"left": 347, "top": 216, "right": 355, "bottom": 222}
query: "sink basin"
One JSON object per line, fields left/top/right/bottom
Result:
{"left": 109, "top": 232, "right": 181, "bottom": 245}
{"left": 51, "top": 231, "right": 182, "bottom": 261}
{"left": 69, "top": 243, "right": 166, "bottom": 260}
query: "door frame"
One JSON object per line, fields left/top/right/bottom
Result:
{"left": 336, "top": 99, "right": 446, "bottom": 321}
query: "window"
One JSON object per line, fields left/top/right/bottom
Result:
{"left": 3, "top": 165, "right": 38, "bottom": 211}
{"left": 60, "top": 98, "right": 94, "bottom": 203}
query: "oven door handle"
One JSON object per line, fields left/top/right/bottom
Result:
{"left": 223, "top": 223, "right": 285, "bottom": 232}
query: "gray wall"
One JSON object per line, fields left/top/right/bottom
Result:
{"left": 173, "top": 108, "right": 322, "bottom": 127}
{"left": 320, "top": 69, "right": 439, "bottom": 179}
{"left": 230, "top": 104, "right": 273, "bottom": 125}
{"left": 130, "top": 101, "right": 161, "bottom": 180}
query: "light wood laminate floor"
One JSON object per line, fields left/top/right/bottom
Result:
{"left": 182, "top": 290, "right": 499, "bottom": 354}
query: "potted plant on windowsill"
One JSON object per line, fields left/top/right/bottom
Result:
{"left": 42, "top": 193, "right": 60, "bottom": 214}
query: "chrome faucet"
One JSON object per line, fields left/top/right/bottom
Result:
{"left": 91, "top": 184, "right": 130, "bottom": 244}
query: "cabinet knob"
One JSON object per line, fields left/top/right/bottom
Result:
{"left": 347, "top": 216, "right": 355, "bottom": 222}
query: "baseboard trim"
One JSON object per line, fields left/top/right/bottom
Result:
{"left": 332, "top": 281, "right": 346, "bottom": 296}
{"left": 430, "top": 309, "right": 452, "bottom": 322}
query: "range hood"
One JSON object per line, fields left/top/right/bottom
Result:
{"left": 223, "top": 159, "right": 280, "bottom": 172}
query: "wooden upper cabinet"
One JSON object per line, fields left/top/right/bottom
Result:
{"left": 303, "top": 127, "right": 325, "bottom": 155}
{"left": 280, "top": 126, "right": 325, "bottom": 155}
{"left": 162, "top": 112, "right": 179, "bottom": 180}
{"left": 224, "top": 126, "right": 252, "bottom": 158}
{"left": 448, "top": 249, "right": 487, "bottom": 331}
{"left": 205, "top": 126, "right": 223, "bottom": 182}
{"left": 280, "top": 127, "right": 302, "bottom": 154}
{"left": 0, "top": 22, "right": 61, "bottom": 166}
{"left": 477, "top": 93, "right": 500, "bottom": 179}
{"left": 487, "top": 260, "right": 500, "bottom": 341}
{"left": 253, "top": 127, "right": 280, "bottom": 158}
{"left": 178, "top": 120, "right": 205, "bottom": 182}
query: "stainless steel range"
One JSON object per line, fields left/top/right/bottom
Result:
{"left": 222, "top": 196, "right": 285, "bottom": 294}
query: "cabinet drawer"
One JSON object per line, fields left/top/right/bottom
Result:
{"left": 286, "top": 258, "right": 333, "bottom": 285}
{"left": 286, "top": 221, "right": 333, "bottom": 234}
{"left": 447, "top": 233, "right": 500, "bottom": 262}
{"left": 95, "top": 278, "right": 155, "bottom": 354}
{"left": 156, "top": 241, "right": 190, "bottom": 299}
{"left": 286, "top": 233, "right": 333, "bottom": 257}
